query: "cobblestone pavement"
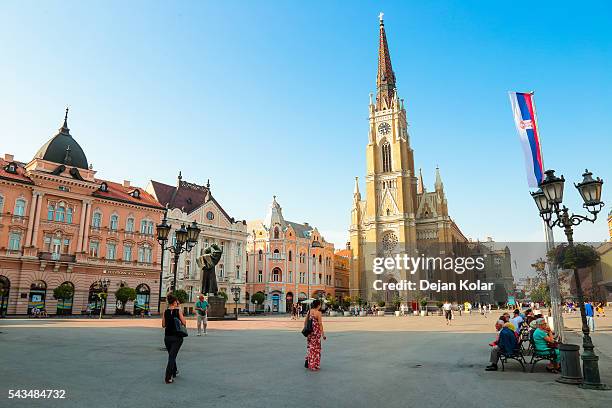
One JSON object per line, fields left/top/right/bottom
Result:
{"left": 1, "top": 313, "right": 610, "bottom": 408}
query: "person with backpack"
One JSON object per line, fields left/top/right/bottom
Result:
{"left": 303, "top": 299, "right": 327, "bottom": 371}
{"left": 162, "top": 294, "right": 187, "bottom": 383}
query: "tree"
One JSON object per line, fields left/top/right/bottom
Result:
{"left": 419, "top": 297, "right": 429, "bottom": 311}
{"left": 217, "top": 291, "right": 228, "bottom": 301}
{"left": 172, "top": 289, "right": 189, "bottom": 304}
{"left": 548, "top": 243, "right": 600, "bottom": 270}
{"left": 377, "top": 300, "right": 386, "bottom": 308}
{"left": 530, "top": 282, "right": 551, "bottom": 306}
{"left": 53, "top": 283, "right": 74, "bottom": 315}
{"left": 392, "top": 295, "right": 404, "bottom": 310}
{"left": 115, "top": 286, "right": 136, "bottom": 313}
{"left": 251, "top": 292, "right": 265, "bottom": 305}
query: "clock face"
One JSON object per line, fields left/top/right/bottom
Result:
{"left": 378, "top": 122, "right": 391, "bottom": 135}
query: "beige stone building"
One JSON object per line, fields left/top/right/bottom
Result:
{"left": 350, "top": 15, "right": 467, "bottom": 303}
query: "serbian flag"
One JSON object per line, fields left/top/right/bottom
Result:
{"left": 509, "top": 92, "right": 544, "bottom": 188}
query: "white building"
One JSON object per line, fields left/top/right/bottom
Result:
{"left": 146, "top": 173, "right": 247, "bottom": 311}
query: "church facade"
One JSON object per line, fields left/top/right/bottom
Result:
{"left": 349, "top": 15, "right": 469, "bottom": 303}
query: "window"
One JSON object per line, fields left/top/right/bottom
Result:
{"left": 123, "top": 245, "right": 132, "bottom": 261}
{"left": 206, "top": 211, "right": 214, "bottom": 220}
{"left": 47, "top": 204, "right": 55, "bottom": 220}
{"left": 140, "top": 220, "right": 154, "bottom": 235}
{"left": 8, "top": 231, "right": 22, "bottom": 250}
{"left": 14, "top": 199, "right": 25, "bottom": 217}
{"left": 236, "top": 265, "right": 240, "bottom": 280}
{"left": 110, "top": 215, "right": 118, "bottom": 231}
{"left": 258, "top": 270, "right": 263, "bottom": 283}
{"left": 299, "top": 272, "right": 305, "bottom": 284}
{"left": 44, "top": 235, "right": 52, "bottom": 251}
{"left": 258, "top": 250, "right": 263, "bottom": 261}
{"left": 126, "top": 218, "right": 134, "bottom": 232}
{"left": 273, "top": 249, "right": 280, "bottom": 259}
{"left": 106, "top": 243, "right": 117, "bottom": 260}
{"left": 0, "top": 195, "right": 3, "bottom": 213}
{"left": 274, "top": 227, "right": 279, "bottom": 239}
{"left": 66, "top": 207, "right": 73, "bottom": 224}
{"left": 138, "top": 245, "right": 152, "bottom": 263}
{"left": 89, "top": 241, "right": 100, "bottom": 257}
{"left": 288, "top": 271, "right": 292, "bottom": 283}
{"left": 288, "top": 250, "right": 292, "bottom": 261}
{"left": 62, "top": 238, "right": 70, "bottom": 254}
{"left": 272, "top": 268, "right": 281, "bottom": 282}
{"left": 381, "top": 141, "right": 392, "bottom": 172}
{"left": 185, "top": 259, "right": 191, "bottom": 277}
{"left": 55, "top": 202, "right": 65, "bottom": 222}
{"left": 92, "top": 212, "right": 102, "bottom": 228}
{"left": 237, "top": 243, "right": 242, "bottom": 257}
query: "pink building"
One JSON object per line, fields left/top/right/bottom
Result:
{"left": 246, "top": 197, "right": 335, "bottom": 313}
{"left": 0, "top": 110, "right": 165, "bottom": 316}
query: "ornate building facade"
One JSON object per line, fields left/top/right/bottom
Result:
{"left": 246, "top": 197, "right": 335, "bottom": 313}
{"left": 334, "top": 247, "right": 351, "bottom": 301}
{"left": 146, "top": 174, "right": 248, "bottom": 311}
{"left": 0, "top": 111, "right": 165, "bottom": 316}
{"left": 350, "top": 15, "right": 468, "bottom": 303}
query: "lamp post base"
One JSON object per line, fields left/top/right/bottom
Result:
{"left": 579, "top": 383, "right": 610, "bottom": 391}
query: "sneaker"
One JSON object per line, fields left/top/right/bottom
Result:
{"left": 485, "top": 364, "right": 498, "bottom": 371}
{"left": 197, "top": 333, "right": 202, "bottom": 336}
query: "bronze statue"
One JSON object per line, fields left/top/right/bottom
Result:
{"left": 196, "top": 244, "right": 223, "bottom": 295}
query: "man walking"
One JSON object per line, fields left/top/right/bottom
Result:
{"left": 442, "top": 300, "right": 453, "bottom": 325}
{"left": 195, "top": 294, "right": 209, "bottom": 336}
{"left": 585, "top": 301, "right": 595, "bottom": 333}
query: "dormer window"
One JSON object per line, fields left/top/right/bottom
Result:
{"left": 4, "top": 162, "right": 17, "bottom": 174}
{"left": 99, "top": 182, "right": 108, "bottom": 192}
{"left": 130, "top": 189, "right": 140, "bottom": 199}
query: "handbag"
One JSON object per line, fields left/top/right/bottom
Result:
{"left": 171, "top": 310, "right": 188, "bottom": 337}
{"left": 301, "top": 312, "right": 313, "bottom": 337}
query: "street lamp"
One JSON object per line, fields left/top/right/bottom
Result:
{"left": 93, "top": 277, "right": 110, "bottom": 319}
{"left": 230, "top": 286, "right": 241, "bottom": 320}
{"left": 156, "top": 219, "right": 201, "bottom": 294}
{"left": 530, "top": 168, "right": 607, "bottom": 390}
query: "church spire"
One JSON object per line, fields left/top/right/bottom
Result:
{"left": 435, "top": 166, "right": 444, "bottom": 191}
{"left": 417, "top": 168, "right": 425, "bottom": 194}
{"left": 353, "top": 177, "right": 361, "bottom": 201}
{"left": 59, "top": 106, "right": 71, "bottom": 135}
{"left": 376, "top": 12, "right": 396, "bottom": 111}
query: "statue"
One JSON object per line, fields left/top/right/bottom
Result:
{"left": 196, "top": 244, "right": 223, "bottom": 295}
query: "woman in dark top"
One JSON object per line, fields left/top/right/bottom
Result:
{"left": 162, "top": 294, "right": 186, "bottom": 383}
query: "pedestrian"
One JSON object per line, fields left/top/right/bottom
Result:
{"left": 195, "top": 294, "right": 208, "bottom": 336}
{"left": 304, "top": 299, "right": 326, "bottom": 371}
{"left": 442, "top": 300, "right": 452, "bottom": 325}
{"left": 585, "top": 301, "right": 595, "bottom": 332}
{"left": 162, "top": 294, "right": 186, "bottom": 384}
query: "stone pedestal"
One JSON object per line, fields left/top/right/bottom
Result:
{"left": 207, "top": 296, "right": 226, "bottom": 318}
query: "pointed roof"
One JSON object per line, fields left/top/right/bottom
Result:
{"left": 417, "top": 168, "right": 425, "bottom": 194}
{"left": 376, "top": 12, "right": 397, "bottom": 111}
{"left": 264, "top": 195, "right": 286, "bottom": 228}
{"left": 353, "top": 176, "right": 361, "bottom": 199}
{"left": 435, "top": 166, "right": 443, "bottom": 190}
{"left": 34, "top": 107, "right": 89, "bottom": 169}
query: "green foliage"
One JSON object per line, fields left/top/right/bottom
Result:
{"left": 392, "top": 295, "right": 404, "bottom": 310}
{"left": 419, "top": 297, "right": 429, "bottom": 308}
{"left": 172, "top": 289, "right": 189, "bottom": 304}
{"left": 548, "top": 243, "right": 600, "bottom": 270}
{"left": 377, "top": 300, "right": 386, "bottom": 307}
{"left": 529, "top": 282, "right": 551, "bottom": 306}
{"left": 217, "top": 291, "right": 228, "bottom": 301}
{"left": 53, "top": 283, "right": 74, "bottom": 300}
{"left": 115, "top": 286, "right": 137, "bottom": 312}
{"left": 251, "top": 292, "right": 265, "bottom": 305}
{"left": 355, "top": 296, "right": 363, "bottom": 306}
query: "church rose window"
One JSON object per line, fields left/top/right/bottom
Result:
{"left": 382, "top": 232, "right": 398, "bottom": 253}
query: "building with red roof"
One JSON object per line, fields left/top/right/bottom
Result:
{"left": 0, "top": 110, "right": 165, "bottom": 316}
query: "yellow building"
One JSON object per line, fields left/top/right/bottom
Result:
{"left": 350, "top": 15, "right": 467, "bottom": 303}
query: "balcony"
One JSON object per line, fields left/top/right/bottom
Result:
{"left": 38, "top": 252, "right": 76, "bottom": 263}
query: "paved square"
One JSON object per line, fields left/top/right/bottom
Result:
{"left": 1, "top": 314, "right": 610, "bottom": 408}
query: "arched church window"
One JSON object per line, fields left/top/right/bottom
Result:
{"left": 381, "top": 141, "right": 392, "bottom": 173}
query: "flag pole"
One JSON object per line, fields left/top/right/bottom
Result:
{"left": 530, "top": 91, "right": 565, "bottom": 341}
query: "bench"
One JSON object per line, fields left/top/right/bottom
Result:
{"left": 528, "top": 337, "right": 557, "bottom": 372}
{"left": 499, "top": 348, "right": 526, "bottom": 372}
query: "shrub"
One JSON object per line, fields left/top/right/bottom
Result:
{"left": 115, "top": 286, "right": 136, "bottom": 312}
{"left": 217, "top": 291, "right": 228, "bottom": 301}
{"left": 172, "top": 289, "right": 189, "bottom": 304}
{"left": 53, "top": 283, "right": 74, "bottom": 300}
{"left": 251, "top": 292, "right": 265, "bottom": 305}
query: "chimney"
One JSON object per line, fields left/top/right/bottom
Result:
{"left": 4, "top": 153, "right": 14, "bottom": 161}
{"left": 123, "top": 180, "right": 131, "bottom": 188}
{"left": 304, "top": 222, "right": 309, "bottom": 227}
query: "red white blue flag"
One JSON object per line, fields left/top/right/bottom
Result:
{"left": 509, "top": 92, "right": 544, "bottom": 188}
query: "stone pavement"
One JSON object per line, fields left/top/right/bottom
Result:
{"left": 0, "top": 313, "right": 610, "bottom": 408}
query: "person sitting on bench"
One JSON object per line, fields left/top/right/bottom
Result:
{"left": 532, "top": 318, "right": 560, "bottom": 373}
{"left": 486, "top": 321, "right": 518, "bottom": 371}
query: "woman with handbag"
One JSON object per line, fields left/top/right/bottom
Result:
{"left": 162, "top": 294, "right": 187, "bottom": 383}
{"left": 304, "top": 299, "right": 326, "bottom": 371}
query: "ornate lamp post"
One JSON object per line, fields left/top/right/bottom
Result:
{"left": 530, "top": 169, "right": 607, "bottom": 390}
{"left": 230, "top": 286, "right": 241, "bottom": 320}
{"left": 156, "top": 219, "right": 201, "bottom": 294}
{"left": 93, "top": 277, "right": 110, "bottom": 319}
{"left": 156, "top": 211, "right": 170, "bottom": 313}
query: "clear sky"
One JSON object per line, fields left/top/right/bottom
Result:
{"left": 1, "top": 1, "right": 610, "bottom": 249}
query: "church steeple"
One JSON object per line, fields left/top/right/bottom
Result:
{"left": 376, "top": 12, "right": 397, "bottom": 111}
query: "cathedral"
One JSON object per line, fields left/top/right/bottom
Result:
{"left": 349, "top": 14, "right": 469, "bottom": 303}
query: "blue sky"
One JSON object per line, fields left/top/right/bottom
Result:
{"left": 1, "top": 1, "right": 610, "bottom": 249}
